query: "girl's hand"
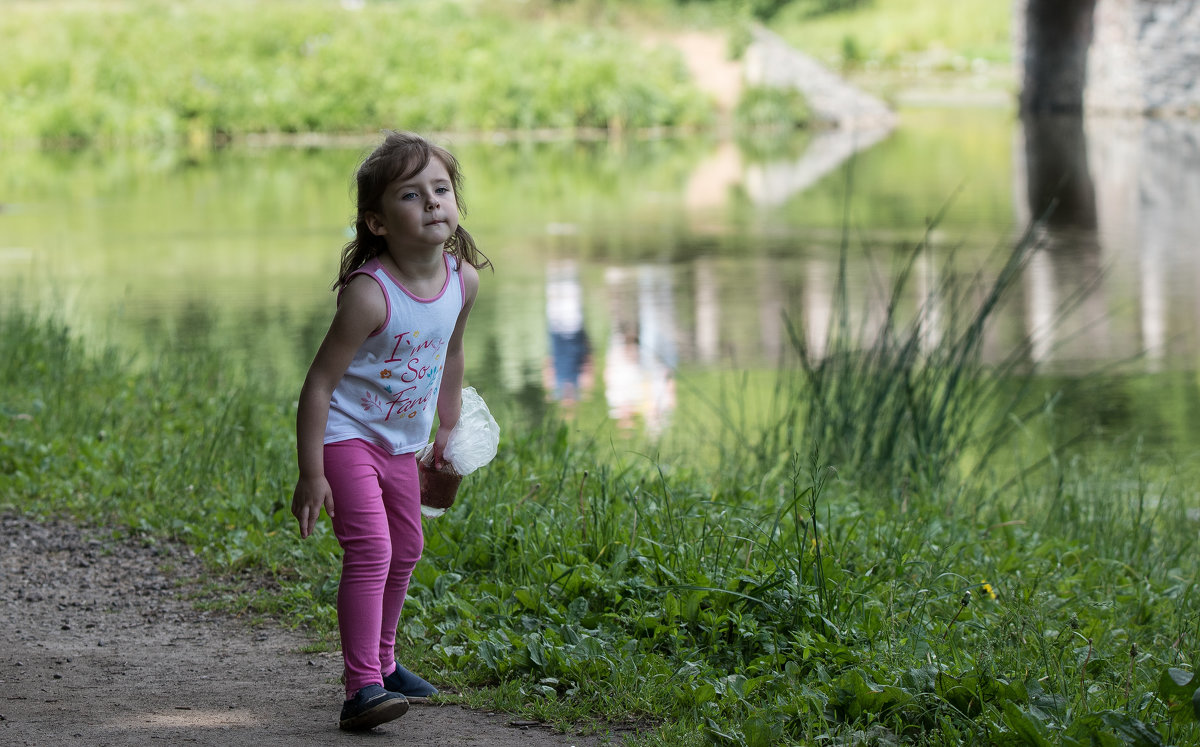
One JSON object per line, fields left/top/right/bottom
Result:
{"left": 432, "top": 423, "right": 454, "bottom": 469}
{"left": 292, "top": 476, "right": 335, "bottom": 539}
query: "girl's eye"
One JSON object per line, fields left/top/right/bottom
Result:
{"left": 401, "top": 192, "right": 418, "bottom": 200}
{"left": 436, "top": 186, "right": 450, "bottom": 195}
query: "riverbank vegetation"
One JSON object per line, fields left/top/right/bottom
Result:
{"left": 0, "top": 0, "right": 713, "bottom": 146}
{"left": 766, "top": 0, "right": 1010, "bottom": 70}
{"left": 5, "top": 226, "right": 1199, "bottom": 744}
{"left": 1, "top": 0, "right": 1012, "bottom": 147}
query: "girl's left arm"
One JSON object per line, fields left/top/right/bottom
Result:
{"left": 433, "top": 262, "right": 480, "bottom": 466}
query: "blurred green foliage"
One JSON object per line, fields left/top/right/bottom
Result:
{"left": 665, "top": 0, "right": 869, "bottom": 22}
{"left": 0, "top": 0, "right": 1016, "bottom": 146}
{"left": 733, "top": 85, "right": 811, "bottom": 129}
{"left": 0, "top": 0, "right": 712, "bottom": 145}
{"left": 770, "top": 0, "right": 1012, "bottom": 68}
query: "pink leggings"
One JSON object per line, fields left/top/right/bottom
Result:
{"left": 324, "top": 439, "right": 423, "bottom": 698}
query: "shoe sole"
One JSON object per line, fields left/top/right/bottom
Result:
{"left": 383, "top": 686, "right": 439, "bottom": 700}
{"left": 339, "top": 696, "right": 409, "bottom": 731}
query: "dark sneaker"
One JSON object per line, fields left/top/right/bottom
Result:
{"left": 382, "top": 661, "right": 439, "bottom": 698}
{"left": 338, "top": 684, "right": 409, "bottom": 731}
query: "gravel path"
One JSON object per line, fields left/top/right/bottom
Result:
{"left": 0, "top": 514, "right": 615, "bottom": 746}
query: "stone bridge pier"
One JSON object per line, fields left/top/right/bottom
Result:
{"left": 1015, "top": 0, "right": 1200, "bottom": 116}
{"left": 1013, "top": 0, "right": 1200, "bottom": 368}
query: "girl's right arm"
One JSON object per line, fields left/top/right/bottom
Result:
{"left": 292, "top": 275, "right": 387, "bottom": 538}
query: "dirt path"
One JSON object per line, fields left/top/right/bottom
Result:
{"left": 655, "top": 31, "right": 744, "bottom": 117}
{"left": 0, "top": 514, "right": 615, "bottom": 746}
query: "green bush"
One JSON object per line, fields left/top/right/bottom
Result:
{"left": 0, "top": 0, "right": 712, "bottom": 145}
{"left": 734, "top": 85, "right": 811, "bottom": 129}
{"left": 771, "top": 0, "right": 1011, "bottom": 68}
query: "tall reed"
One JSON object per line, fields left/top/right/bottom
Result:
{"left": 702, "top": 211, "right": 1049, "bottom": 512}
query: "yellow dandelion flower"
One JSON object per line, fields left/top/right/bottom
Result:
{"left": 980, "top": 582, "right": 998, "bottom": 600}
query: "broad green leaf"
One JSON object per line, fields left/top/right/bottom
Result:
{"left": 692, "top": 682, "right": 717, "bottom": 705}
{"left": 1000, "top": 701, "right": 1053, "bottom": 747}
{"left": 1063, "top": 711, "right": 1163, "bottom": 747}
{"left": 513, "top": 588, "right": 538, "bottom": 611}
{"left": 1157, "top": 667, "right": 1198, "bottom": 722}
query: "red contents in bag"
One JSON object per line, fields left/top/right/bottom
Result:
{"left": 418, "top": 454, "right": 462, "bottom": 510}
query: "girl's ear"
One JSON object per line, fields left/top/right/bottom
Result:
{"left": 364, "top": 212, "right": 386, "bottom": 236}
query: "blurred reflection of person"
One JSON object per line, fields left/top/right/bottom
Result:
{"left": 544, "top": 260, "right": 592, "bottom": 405}
{"left": 603, "top": 265, "right": 678, "bottom": 434}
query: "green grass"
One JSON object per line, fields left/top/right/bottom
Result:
{"left": 0, "top": 0, "right": 712, "bottom": 145}
{"left": 769, "top": 0, "right": 1012, "bottom": 68}
{"left": 0, "top": 0, "right": 1017, "bottom": 147}
{"left": 4, "top": 222, "right": 1200, "bottom": 744}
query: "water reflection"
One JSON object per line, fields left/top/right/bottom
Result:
{"left": 602, "top": 265, "right": 678, "bottom": 434}
{"left": 684, "top": 127, "right": 893, "bottom": 212}
{"left": 3, "top": 108, "right": 1200, "bottom": 441}
{"left": 743, "top": 127, "right": 894, "bottom": 208}
{"left": 550, "top": 108, "right": 1200, "bottom": 434}
{"left": 543, "top": 260, "right": 593, "bottom": 405}
{"left": 1015, "top": 114, "right": 1200, "bottom": 371}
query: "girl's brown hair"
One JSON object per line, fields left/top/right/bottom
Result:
{"left": 333, "top": 131, "right": 492, "bottom": 290}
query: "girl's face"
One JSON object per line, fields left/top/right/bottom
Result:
{"left": 367, "top": 156, "right": 459, "bottom": 252}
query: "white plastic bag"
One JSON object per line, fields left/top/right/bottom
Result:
{"left": 416, "top": 387, "right": 499, "bottom": 517}
{"left": 442, "top": 387, "right": 500, "bottom": 475}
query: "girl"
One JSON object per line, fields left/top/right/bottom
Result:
{"left": 291, "top": 131, "right": 489, "bottom": 731}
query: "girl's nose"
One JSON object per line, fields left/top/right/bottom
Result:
{"left": 426, "top": 195, "right": 440, "bottom": 209}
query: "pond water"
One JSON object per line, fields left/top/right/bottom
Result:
{"left": 3, "top": 107, "right": 1199, "bottom": 452}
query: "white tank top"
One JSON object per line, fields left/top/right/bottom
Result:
{"left": 324, "top": 254, "right": 465, "bottom": 455}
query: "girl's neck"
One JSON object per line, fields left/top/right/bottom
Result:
{"left": 379, "top": 246, "right": 446, "bottom": 296}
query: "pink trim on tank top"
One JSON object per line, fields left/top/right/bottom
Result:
{"left": 339, "top": 254, "right": 457, "bottom": 338}
{"left": 338, "top": 265, "right": 392, "bottom": 339}
{"left": 376, "top": 253, "right": 452, "bottom": 304}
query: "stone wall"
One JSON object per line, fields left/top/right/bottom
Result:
{"left": 743, "top": 26, "right": 897, "bottom": 130}
{"left": 1015, "top": 0, "right": 1200, "bottom": 116}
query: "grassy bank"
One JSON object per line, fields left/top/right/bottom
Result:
{"left": 1, "top": 0, "right": 1017, "bottom": 147}
{"left": 4, "top": 233, "right": 1199, "bottom": 745}
{"left": 0, "top": 0, "right": 711, "bottom": 145}
{"left": 768, "top": 0, "right": 1011, "bottom": 68}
